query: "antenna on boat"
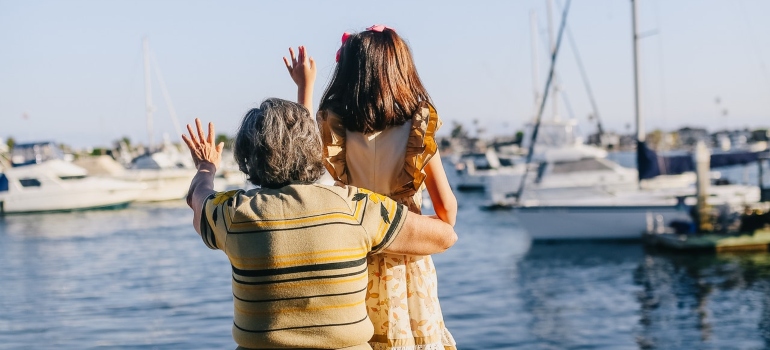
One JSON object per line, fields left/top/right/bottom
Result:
{"left": 631, "top": 0, "right": 645, "bottom": 186}
{"left": 143, "top": 37, "right": 155, "bottom": 152}
{"left": 513, "top": 0, "right": 572, "bottom": 203}
{"left": 632, "top": 0, "right": 643, "bottom": 143}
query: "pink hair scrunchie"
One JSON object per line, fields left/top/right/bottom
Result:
{"left": 335, "top": 25, "right": 395, "bottom": 62}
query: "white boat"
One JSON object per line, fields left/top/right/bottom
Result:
{"left": 124, "top": 148, "right": 198, "bottom": 202}
{"left": 454, "top": 149, "right": 519, "bottom": 191}
{"left": 0, "top": 142, "right": 144, "bottom": 214}
{"left": 482, "top": 115, "right": 702, "bottom": 202}
{"left": 75, "top": 144, "right": 197, "bottom": 203}
{"left": 512, "top": 184, "right": 759, "bottom": 240}
{"left": 76, "top": 140, "right": 246, "bottom": 202}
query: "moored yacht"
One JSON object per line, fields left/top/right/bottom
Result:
{"left": 0, "top": 142, "right": 144, "bottom": 214}
{"left": 454, "top": 149, "right": 519, "bottom": 191}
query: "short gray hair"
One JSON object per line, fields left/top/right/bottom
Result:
{"left": 233, "top": 98, "right": 324, "bottom": 188}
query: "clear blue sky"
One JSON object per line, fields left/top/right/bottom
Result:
{"left": 2, "top": 0, "right": 769, "bottom": 148}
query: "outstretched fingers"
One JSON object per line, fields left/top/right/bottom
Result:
{"left": 186, "top": 123, "right": 198, "bottom": 144}
{"left": 283, "top": 56, "right": 292, "bottom": 73}
{"left": 298, "top": 46, "right": 306, "bottom": 64}
{"left": 207, "top": 122, "right": 215, "bottom": 144}
{"left": 195, "top": 118, "right": 206, "bottom": 145}
{"left": 181, "top": 133, "right": 193, "bottom": 150}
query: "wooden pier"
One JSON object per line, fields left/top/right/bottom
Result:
{"left": 644, "top": 229, "right": 770, "bottom": 253}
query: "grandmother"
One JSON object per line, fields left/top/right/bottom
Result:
{"left": 183, "top": 98, "right": 457, "bottom": 350}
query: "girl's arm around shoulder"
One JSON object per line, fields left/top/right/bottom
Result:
{"left": 424, "top": 150, "right": 458, "bottom": 226}
{"left": 383, "top": 212, "right": 457, "bottom": 256}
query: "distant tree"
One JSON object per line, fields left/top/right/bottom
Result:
{"left": 216, "top": 134, "right": 234, "bottom": 149}
{"left": 120, "top": 136, "right": 131, "bottom": 148}
{"left": 450, "top": 122, "right": 467, "bottom": 139}
{"left": 6, "top": 137, "right": 15, "bottom": 150}
{"left": 514, "top": 130, "right": 525, "bottom": 145}
{"left": 58, "top": 143, "right": 73, "bottom": 154}
{"left": 647, "top": 129, "right": 664, "bottom": 149}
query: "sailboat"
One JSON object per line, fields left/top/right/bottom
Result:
{"left": 466, "top": 6, "right": 670, "bottom": 198}
{"left": 76, "top": 39, "right": 246, "bottom": 200}
{"left": 484, "top": 0, "right": 762, "bottom": 240}
{"left": 74, "top": 38, "right": 200, "bottom": 202}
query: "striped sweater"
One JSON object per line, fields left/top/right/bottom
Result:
{"left": 200, "top": 183, "right": 407, "bottom": 349}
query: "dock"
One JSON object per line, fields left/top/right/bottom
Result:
{"left": 644, "top": 229, "right": 770, "bottom": 253}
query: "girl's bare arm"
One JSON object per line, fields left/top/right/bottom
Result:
{"left": 283, "top": 46, "right": 316, "bottom": 114}
{"left": 424, "top": 150, "right": 457, "bottom": 226}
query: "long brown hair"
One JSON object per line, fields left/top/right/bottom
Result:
{"left": 319, "top": 28, "right": 432, "bottom": 134}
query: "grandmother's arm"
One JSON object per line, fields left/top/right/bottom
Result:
{"left": 182, "top": 118, "right": 224, "bottom": 235}
{"left": 187, "top": 162, "right": 217, "bottom": 235}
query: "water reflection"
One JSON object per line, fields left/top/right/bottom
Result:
{"left": 0, "top": 202, "right": 234, "bottom": 349}
{"left": 634, "top": 250, "right": 770, "bottom": 349}
{"left": 0, "top": 201, "right": 190, "bottom": 239}
{"left": 518, "top": 242, "right": 644, "bottom": 349}
{"left": 514, "top": 242, "right": 770, "bottom": 349}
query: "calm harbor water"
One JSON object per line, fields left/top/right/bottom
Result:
{"left": 2, "top": 163, "right": 770, "bottom": 349}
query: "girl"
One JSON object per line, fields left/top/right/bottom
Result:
{"left": 284, "top": 26, "right": 458, "bottom": 350}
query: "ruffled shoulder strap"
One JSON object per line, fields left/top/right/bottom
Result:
{"left": 317, "top": 109, "right": 349, "bottom": 184}
{"left": 391, "top": 101, "right": 443, "bottom": 200}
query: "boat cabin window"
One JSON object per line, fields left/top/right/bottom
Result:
{"left": 11, "top": 142, "right": 65, "bottom": 167}
{"left": 0, "top": 174, "right": 8, "bottom": 192}
{"left": 462, "top": 153, "right": 492, "bottom": 170}
{"left": 19, "top": 178, "right": 42, "bottom": 187}
{"left": 498, "top": 158, "right": 514, "bottom": 167}
{"left": 551, "top": 158, "right": 612, "bottom": 174}
{"left": 521, "top": 123, "right": 580, "bottom": 149}
{"left": 59, "top": 175, "right": 87, "bottom": 181}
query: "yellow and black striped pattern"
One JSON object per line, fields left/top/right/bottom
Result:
{"left": 200, "top": 184, "right": 407, "bottom": 349}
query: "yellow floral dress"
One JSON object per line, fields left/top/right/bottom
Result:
{"left": 317, "top": 101, "right": 457, "bottom": 350}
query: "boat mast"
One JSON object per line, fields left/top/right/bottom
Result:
{"left": 514, "top": 0, "right": 572, "bottom": 203}
{"left": 530, "top": 10, "right": 541, "bottom": 121}
{"left": 151, "top": 54, "right": 184, "bottom": 139}
{"left": 631, "top": 0, "right": 644, "bottom": 143}
{"left": 546, "top": 0, "right": 560, "bottom": 121}
{"left": 143, "top": 37, "right": 155, "bottom": 152}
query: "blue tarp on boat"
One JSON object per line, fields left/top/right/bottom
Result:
{"left": 637, "top": 141, "right": 765, "bottom": 180}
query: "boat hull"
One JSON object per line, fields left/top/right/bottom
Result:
{"left": 118, "top": 168, "right": 196, "bottom": 202}
{"left": 0, "top": 178, "right": 142, "bottom": 214}
{"left": 513, "top": 205, "right": 690, "bottom": 240}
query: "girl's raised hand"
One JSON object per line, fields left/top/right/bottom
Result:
{"left": 283, "top": 46, "right": 316, "bottom": 89}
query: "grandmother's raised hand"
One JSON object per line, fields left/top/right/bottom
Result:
{"left": 181, "top": 118, "right": 224, "bottom": 171}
